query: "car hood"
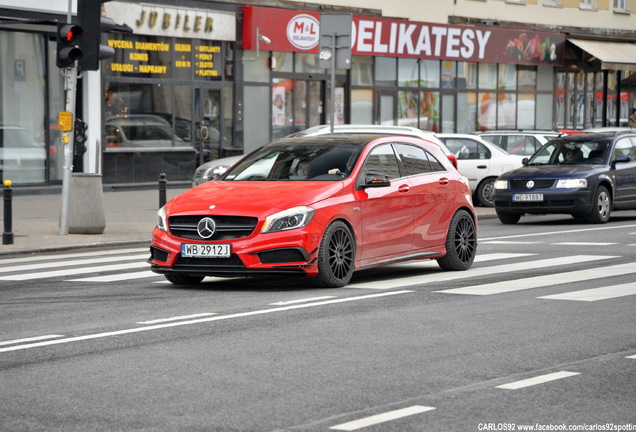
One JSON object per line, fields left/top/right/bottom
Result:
{"left": 499, "top": 164, "right": 600, "bottom": 179}
{"left": 166, "top": 181, "right": 345, "bottom": 217}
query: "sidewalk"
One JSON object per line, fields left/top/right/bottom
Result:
{"left": 0, "top": 186, "right": 496, "bottom": 256}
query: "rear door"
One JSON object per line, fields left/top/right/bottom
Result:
{"left": 612, "top": 137, "right": 636, "bottom": 206}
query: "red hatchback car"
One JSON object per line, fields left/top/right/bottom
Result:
{"left": 150, "top": 135, "right": 477, "bottom": 288}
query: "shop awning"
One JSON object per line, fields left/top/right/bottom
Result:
{"left": 569, "top": 38, "right": 636, "bottom": 71}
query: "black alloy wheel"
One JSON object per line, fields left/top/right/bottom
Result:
{"left": 312, "top": 221, "right": 355, "bottom": 288}
{"left": 437, "top": 209, "right": 477, "bottom": 271}
{"left": 587, "top": 185, "right": 611, "bottom": 224}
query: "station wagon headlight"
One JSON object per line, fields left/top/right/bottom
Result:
{"left": 556, "top": 179, "right": 587, "bottom": 188}
{"left": 261, "top": 206, "right": 314, "bottom": 233}
{"left": 157, "top": 206, "right": 168, "bottom": 232}
{"left": 494, "top": 180, "right": 509, "bottom": 190}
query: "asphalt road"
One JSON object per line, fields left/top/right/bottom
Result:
{"left": 1, "top": 213, "right": 635, "bottom": 431}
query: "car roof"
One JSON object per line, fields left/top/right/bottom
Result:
{"left": 274, "top": 133, "right": 438, "bottom": 147}
{"left": 295, "top": 124, "right": 437, "bottom": 136}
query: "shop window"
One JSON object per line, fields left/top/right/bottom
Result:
{"left": 421, "top": 60, "right": 440, "bottom": 88}
{"left": 352, "top": 56, "right": 373, "bottom": 86}
{"left": 441, "top": 61, "right": 456, "bottom": 88}
{"left": 398, "top": 58, "right": 419, "bottom": 87}
{"left": 537, "top": 65, "right": 553, "bottom": 92}
{"left": 398, "top": 91, "right": 419, "bottom": 127}
{"left": 244, "top": 86, "right": 270, "bottom": 153}
{"left": 375, "top": 57, "right": 397, "bottom": 86}
{"left": 457, "top": 92, "right": 477, "bottom": 133}
{"left": 272, "top": 52, "right": 293, "bottom": 73}
{"left": 498, "top": 93, "right": 517, "bottom": 129}
{"left": 537, "top": 94, "right": 553, "bottom": 129}
{"left": 518, "top": 66, "right": 537, "bottom": 92}
{"left": 441, "top": 95, "right": 455, "bottom": 132}
{"left": 0, "top": 32, "right": 47, "bottom": 185}
{"left": 457, "top": 62, "right": 477, "bottom": 89}
{"left": 420, "top": 92, "right": 440, "bottom": 132}
{"left": 498, "top": 64, "right": 517, "bottom": 91}
{"left": 478, "top": 63, "right": 498, "bottom": 90}
{"left": 295, "top": 53, "right": 322, "bottom": 74}
{"left": 243, "top": 51, "right": 269, "bottom": 82}
{"left": 273, "top": 79, "right": 293, "bottom": 140}
{"left": 518, "top": 94, "right": 536, "bottom": 129}
{"left": 351, "top": 89, "right": 373, "bottom": 123}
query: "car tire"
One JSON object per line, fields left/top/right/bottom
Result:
{"left": 165, "top": 274, "right": 205, "bottom": 285}
{"left": 496, "top": 210, "right": 521, "bottom": 224}
{"left": 311, "top": 221, "right": 355, "bottom": 288}
{"left": 476, "top": 177, "right": 496, "bottom": 207}
{"left": 586, "top": 185, "right": 611, "bottom": 224}
{"left": 437, "top": 209, "right": 477, "bottom": 271}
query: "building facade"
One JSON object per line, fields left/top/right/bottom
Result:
{"left": 0, "top": 0, "right": 635, "bottom": 186}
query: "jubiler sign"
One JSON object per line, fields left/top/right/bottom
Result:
{"left": 243, "top": 6, "right": 565, "bottom": 66}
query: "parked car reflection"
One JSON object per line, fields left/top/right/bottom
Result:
{"left": 105, "top": 115, "right": 186, "bottom": 148}
{"left": 0, "top": 126, "right": 46, "bottom": 184}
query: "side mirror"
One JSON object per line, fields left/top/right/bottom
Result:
{"left": 612, "top": 155, "right": 630, "bottom": 166}
{"left": 522, "top": 157, "right": 529, "bottom": 165}
{"left": 361, "top": 173, "right": 391, "bottom": 188}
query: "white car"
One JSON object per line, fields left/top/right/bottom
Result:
{"left": 475, "top": 130, "right": 561, "bottom": 156}
{"left": 436, "top": 133, "right": 525, "bottom": 207}
{"left": 192, "top": 124, "right": 458, "bottom": 186}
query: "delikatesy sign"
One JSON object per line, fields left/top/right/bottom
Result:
{"left": 243, "top": 5, "right": 565, "bottom": 66}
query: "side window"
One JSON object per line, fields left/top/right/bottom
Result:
{"left": 444, "top": 138, "right": 490, "bottom": 160}
{"left": 482, "top": 134, "right": 503, "bottom": 147}
{"left": 395, "top": 143, "right": 432, "bottom": 176}
{"left": 427, "top": 153, "right": 445, "bottom": 172}
{"left": 361, "top": 144, "right": 401, "bottom": 180}
{"left": 613, "top": 138, "right": 636, "bottom": 160}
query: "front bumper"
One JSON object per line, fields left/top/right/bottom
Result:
{"left": 149, "top": 226, "right": 323, "bottom": 278}
{"left": 493, "top": 189, "right": 593, "bottom": 215}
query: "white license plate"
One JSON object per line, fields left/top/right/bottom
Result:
{"left": 181, "top": 243, "right": 231, "bottom": 258}
{"left": 513, "top": 193, "right": 544, "bottom": 202}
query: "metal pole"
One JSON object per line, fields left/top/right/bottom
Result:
{"left": 159, "top": 173, "right": 167, "bottom": 208}
{"left": 3, "top": 180, "right": 14, "bottom": 245}
{"left": 330, "top": 32, "right": 336, "bottom": 134}
{"left": 59, "top": 64, "right": 79, "bottom": 235}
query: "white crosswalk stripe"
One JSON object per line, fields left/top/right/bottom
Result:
{"left": 538, "top": 282, "right": 636, "bottom": 302}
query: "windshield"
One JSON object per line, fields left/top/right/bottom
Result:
{"left": 221, "top": 142, "right": 362, "bottom": 181}
{"left": 527, "top": 139, "right": 610, "bottom": 166}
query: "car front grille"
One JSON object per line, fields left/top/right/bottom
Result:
{"left": 175, "top": 255, "right": 246, "bottom": 269}
{"left": 510, "top": 179, "right": 555, "bottom": 189}
{"left": 495, "top": 199, "right": 575, "bottom": 208}
{"left": 169, "top": 215, "right": 258, "bottom": 240}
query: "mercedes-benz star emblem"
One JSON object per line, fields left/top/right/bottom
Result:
{"left": 526, "top": 180, "right": 535, "bottom": 189}
{"left": 197, "top": 217, "right": 216, "bottom": 239}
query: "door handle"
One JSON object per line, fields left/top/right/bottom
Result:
{"left": 439, "top": 178, "right": 449, "bottom": 185}
{"left": 477, "top": 165, "right": 487, "bottom": 169}
{"left": 398, "top": 184, "right": 410, "bottom": 193}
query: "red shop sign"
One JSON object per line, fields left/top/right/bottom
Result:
{"left": 243, "top": 5, "right": 565, "bottom": 66}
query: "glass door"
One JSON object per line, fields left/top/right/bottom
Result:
{"left": 194, "top": 87, "right": 221, "bottom": 165}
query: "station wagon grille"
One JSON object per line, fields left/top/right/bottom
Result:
{"left": 169, "top": 215, "right": 258, "bottom": 240}
{"left": 510, "top": 179, "right": 555, "bottom": 189}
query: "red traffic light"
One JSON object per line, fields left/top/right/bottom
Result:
{"left": 56, "top": 23, "right": 84, "bottom": 68}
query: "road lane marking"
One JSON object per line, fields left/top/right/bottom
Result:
{"left": 329, "top": 405, "right": 436, "bottom": 431}
{"left": 137, "top": 313, "right": 217, "bottom": 324}
{"left": 479, "top": 241, "right": 542, "bottom": 245}
{"left": 270, "top": 296, "right": 337, "bottom": 306}
{"left": 0, "top": 254, "right": 148, "bottom": 274}
{"left": 70, "top": 270, "right": 157, "bottom": 282}
{"left": 0, "top": 290, "right": 414, "bottom": 354}
{"left": 438, "top": 260, "right": 631, "bottom": 296}
{"left": 538, "top": 282, "right": 636, "bottom": 302}
{"left": 0, "top": 335, "right": 65, "bottom": 347}
{"left": 553, "top": 242, "right": 617, "bottom": 246}
{"left": 480, "top": 223, "right": 636, "bottom": 242}
{"left": 350, "top": 255, "right": 615, "bottom": 290}
{"left": 0, "top": 262, "right": 149, "bottom": 281}
{"left": 496, "top": 371, "right": 580, "bottom": 390}
{"left": 0, "top": 248, "right": 147, "bottom": 265}
{"left": 627, "top": 355, "right": 636, "bottom": 359}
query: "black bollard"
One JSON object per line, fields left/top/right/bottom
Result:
{"left": 3, "top": 180, "right": 14, "bottom": 245}
{"left": 159, "top": 173, "right": 167, "bottom": 208}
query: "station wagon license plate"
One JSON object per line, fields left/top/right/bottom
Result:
{"left": 513, "top": 193, "right": 544, "bottom": 202}
{"left": 181, "top": 243, "right": 231, "bottom": 258}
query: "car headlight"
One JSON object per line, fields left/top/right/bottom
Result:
{"left": 261, "top": 206, "right": 315, "bottom": 233}
{"left": 494, "top": 180, "right": 509, "bottom": 190}
{"left": 157, "top": 206, "right": 168, "bottom": 232}
{"left": 556, "top": 179, "right": 587, "bottom": 188}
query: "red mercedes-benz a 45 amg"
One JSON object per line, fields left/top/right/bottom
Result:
{"left": 150, "top": 134, "right": 477, "bottom": 288}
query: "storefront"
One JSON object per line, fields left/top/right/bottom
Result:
{"left": 99, "top": 1, "right": 238, "bottom": 183}
{"left": 240, "top": 5, "right": 567, "bottom": 156}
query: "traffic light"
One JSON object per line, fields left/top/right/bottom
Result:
{"left": 78, "top": 0, "right": 132, "bottom": 71}
{"left": 56, "top": 23, "right": 83, "bottom": 68}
